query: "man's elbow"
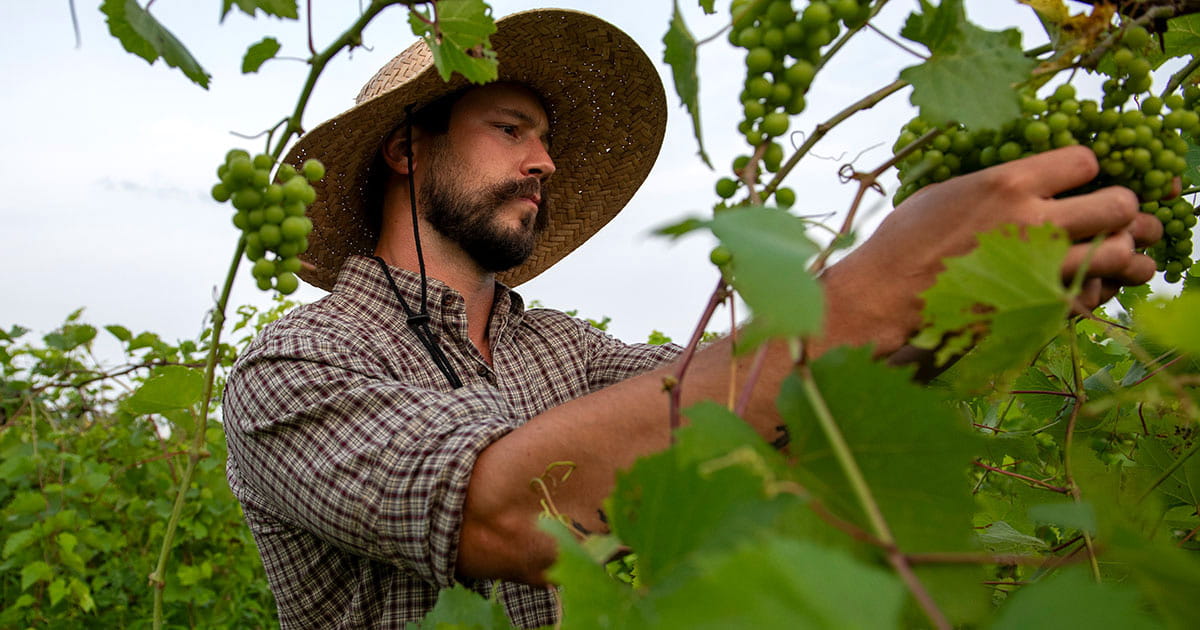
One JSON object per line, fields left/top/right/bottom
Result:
{"left": 456, "top": 507, "right": 557, "bottom": 586}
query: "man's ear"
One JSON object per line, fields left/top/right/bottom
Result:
{"left": 381, "top": 127, "right": 418, "bottom": 175}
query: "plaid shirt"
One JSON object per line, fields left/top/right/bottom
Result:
{"left": 223, "top": 255, "right": 680, "bottom": 628}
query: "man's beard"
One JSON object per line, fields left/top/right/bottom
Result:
{"left": 419, "top": 142, "right": 549, "bottom": 273}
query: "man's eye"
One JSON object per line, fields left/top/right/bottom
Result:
{"left": 498, "top": 125, "right": 518, "bottom": 136}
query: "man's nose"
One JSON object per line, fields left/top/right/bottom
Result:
{"left": 523, "top": 142, "right": 555, "bottom": 182}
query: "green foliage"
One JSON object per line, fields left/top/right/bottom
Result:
{"left": 913, "top": 223, "right": 1072, "bottom": 389}
{"left": 899, "top": 0, "right": 1034, "bottom": 129}
{"left": 0, "top": 303, "right": 297, "bottom": 628}
{"left": 100, "top": 0, "right": 211, "bottom": 88}
{"left": 663, "top": 2, "right": 712, "bottom": 167}
{"left": 408, "top": 0, "right": 499, "bottom": 84}
{"left": 221, "top": 0, "right": 300, "bottom": 21}
{"left": 242, "top": 37, "right": 281, "bottom": 73}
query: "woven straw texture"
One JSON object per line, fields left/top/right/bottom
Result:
{"left": 285, "top": 9, "right": 667, "bottom": 290}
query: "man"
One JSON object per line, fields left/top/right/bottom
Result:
{"left": 222, "top": 8, "right": 1161, "bottom": 629}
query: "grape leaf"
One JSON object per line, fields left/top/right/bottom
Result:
{"left": 1028, "top": 501, "right": 1097, "bottom": 534}
{"left": 1184, "top": 133, "right": 1200, "bottom": 187}
{"left": 707, "top": 207, "right": 823, "bottom": 347}
{"left": 221, "top": 0, "right": 298, "bottom": 21}
{"left": 44, "top": 324, "right": 96, "bottom": 351}
{"left": 242, "top": 37, "right": 281, "bottom": 74}
{"left": 1138, "top": 292, "right": 1200, "bottom": 355}
{"left": 777, "top": 347, "right": 988, "bottom": 623}
{"left": 648, "top": 538, "right": 905, "bottom": 629}
{"left": 544, "top": 523, "right": 642, "bottom": 630}
{"left": 663, "top": 2, "right": 712, "bottom": 168}
{"left": 101, "top": 0, "right": 211, "bottom": 89}
{"left": 408, "top": 0, "right": 498, "bottom": 84}
{"left": 993, "top": 568, "right": 1162, "bottom": 630}
{"left": 777, "top": 347, "right": 981, "bottom": 552}
{"left": 104, "top": 324, "right": 132, "bottom": 342}
{"left": 1136, "top": 436, "right": 1200, "bottom": 510}
{"left": 899, "top": 0, "right": 1033, "bottom": 129}
{"left": 405, "top": 584, "right": 513, "bottom": 629}
{"left": 607, "top": 402, "right": 797, "bottom": 586}
{"left": 977, "top": 520, "right": 1049, "bottom": 554}
{"left": 122, "top": 366, "right": 204, "bottom": 415}
{"left": 1164, "top": 14, "right": 1200, "bottom": 59}
{"left": 912, "top": 224, "right": 1071, "bottom": 391}
{"left": 698, "top": 0, "right": 716, "bottom": 14}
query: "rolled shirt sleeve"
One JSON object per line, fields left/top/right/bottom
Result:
{"left": 225, "top": 327, "right": 518, "bottom": 588}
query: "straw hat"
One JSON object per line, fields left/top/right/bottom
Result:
{"left": 285, "top": 9, "right": 668, "bottom": 290}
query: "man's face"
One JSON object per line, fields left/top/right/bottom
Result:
{"left": 417, "top": 83, "right": 555, "bottom": 273}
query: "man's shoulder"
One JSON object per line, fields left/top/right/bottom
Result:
{"left": 240, "top": 292, "right": 381, "bottom": 361}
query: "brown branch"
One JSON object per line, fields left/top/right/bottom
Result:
{"left": 734, "top": 344, "right": 770, "bottom": 417}
{"left": 667, "top": 278, "right": 730, "bottom": 440}
{"left": 973, "top": 460, "right": 1070, "bottom": 493}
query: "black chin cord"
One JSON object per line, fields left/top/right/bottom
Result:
{"left": 371, "top": 108, "right": 462, "bottom": 389}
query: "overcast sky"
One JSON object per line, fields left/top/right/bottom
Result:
{"left": 1, "top": 2, "right": 1067, "bottom": 359}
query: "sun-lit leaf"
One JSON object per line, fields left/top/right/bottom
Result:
{"left": 607, "top": 402, "right": 797, "bottom": 586}
{"left": 544, "top": 523, "right": 642, "bottom": 629}
{"left": 978, "top": 520, "right": 1049, "bottom": 554}
{"left": 708, "top": 207, "right": 823, "bottom": 346}
{"left": 777, "top": 347, "right": 989, "bottom": 623}
{"left": 995, "top": 568, "right": 1162, "bottom": 629}
{"left": 913, "top": 223, "right": 1071, "bottom": 390}
{"left": 664, "top": 2, "right": 711, "bottom": 168}
{"left": 101, "top": 0, "right": 211, "bottom": 88}
{"left": 122, "top": 365, "right": 204, "bottom": 415}
{"left": 1138, "top": 292, "right": 1200, "bottom": 355}
{"left": 242, "top": 37, "right": 281, "bottom": 74}
{"left": 900, "top": 0, "right": 1034, "bottom": 129}
{"left": 221, "top": 0, "right": 298, "bottom": 21}
{"left": 408, "top": 0, "right": 498, "bottom": 84}
{"left": 649, "top": 538, "right": 905, "bottom": 629}
{"left": 44, "top": 324, "right": 96, "bottom": 351}
{"left": 404, "top": 584, "right": 512, "bottom": 629}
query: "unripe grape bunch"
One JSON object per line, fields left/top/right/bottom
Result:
{"left": 713, "top": 0, "right": 872, "bottom": 264}
{"left": 210, "top": 149, "right": 324, "bottom": 294}
{"left": 891, "top": 25, "right": 1200, "bottom": 283}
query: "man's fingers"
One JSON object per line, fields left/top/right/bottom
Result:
{"left": 986, "top": 145, "right": 1100, "bottom": 198}
{"left": 1046, "top": 185, "right": 1140, "bottom": 241}
{"left": 1061, "top": 233, "right": 1157, "bottom": 285}
{"left": 1129, "top": 212, "right": 1164, "bottom": 248}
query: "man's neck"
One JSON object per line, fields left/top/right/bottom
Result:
{"left": 375, "top": 223, "right": 498, "bottom": 364}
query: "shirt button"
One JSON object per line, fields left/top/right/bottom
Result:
{"left": 476, "top": 366, "right": 490, "bottom": 377}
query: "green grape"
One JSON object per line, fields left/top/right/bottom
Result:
{"left": 252, "top": 258, "right": 276, "bottom": 279}
{"left": 1023, "top": 121, "right": 1050, "bottom": 145}
{"left": 280, "top": 257, "right": 303, "bottom": 273}
{"left": 226, "top": 148, "right": 251, "bottom": 164}
{"left": 211, "top": 183, "right": 230, "bottom": 203}
{"left": 264, "top": 184, "right": 284, "bottom": 205}
{"left": 746, "top": 47, "right": 774, "bottom": 74}
{"left": 231, "top": 189, "right": 263, "bottom": 212}
{"left": 264, "top": 204, "right": 286, "bottom": 225}
{"left": 746, "top": 76, "right": 772, "bottom": 100}
{"left": 761, "top": 112, "right": 789, "bottom": 137}
{"left": 253, "top": 153, "right": 273, "bottom": 170}
{"left": 276, "top": 271, "right": 300, "bottom": 295}
{"left": 1124, "top": 25, "right": 1150, "bottom": 49}
{"left": 716, "top": 177, "right": 738, "bottom": 199}
{"left": 785, "top": 61, "right": 815, "bottom": 89}
{"left": 801, "top": 3, "right": 832, "bottom": 30}
{"left": 709, "top": 245, "right": 733, "bottom": 267}
{"left": 284, "top": 201, "right": 307, "bottom": 217}
{"left": 256, "top": 276, "right": 273, "bottom": 291}
{"left": 775, "top": 187, "right": 796, "bottom": 207}
{"left": 280, "top": 216, "right": 313, "bottom": 241}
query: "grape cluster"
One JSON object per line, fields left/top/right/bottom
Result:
{"left": 891, "top": 26, "right": 1200, "bottom": 283}
{"left": 211, "top": 149, "right": 324, "bottom": 294}
{"left": 715, "top": 0, "right": 872, "bottom": 210}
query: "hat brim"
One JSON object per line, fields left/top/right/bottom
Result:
{"left": 285, "top": 9, "right": 667, "bottom": 291}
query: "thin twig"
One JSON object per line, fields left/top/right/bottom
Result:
{"left": 1065, "top": 324, "right": 1103, "bottom": 582}
{"left": 307, "top": 0, "right": 317, "bottom": 56}
{"left": 762, "top": 79, "right": 908, "bottom": 199}
{"left": 865, "top": 21, "right": 926, "bottom": 61}
{"left": 813, "top": 0, "right": 892, "bottom": 73}
{"left": 1162, "top": 54, "right": 1200, "bottom": 98}
{"left": 734, "top": 344, "right": 770, "bottom": 417}
{"left": 667, "top": 278, "right": 730, "bottom": 440}
{"left": 973, "top": 461, "right": 1071, "bottom": 493}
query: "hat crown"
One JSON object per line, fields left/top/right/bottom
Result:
{"left": 355, "top": 41, "right": 432, "bottom": 105}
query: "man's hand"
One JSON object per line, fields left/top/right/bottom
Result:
{"left": 817, "top": 145, "right": 1161, "bottom": 357}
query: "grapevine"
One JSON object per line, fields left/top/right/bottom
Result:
{"left": 211, "top": 150, "right": 322, "bottom": 294}
{"left": 892, "top": 24, "right": 1200, "bottom": 282}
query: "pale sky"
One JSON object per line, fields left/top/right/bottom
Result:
{"left": 1, "top": 2, "right": 1065, "bottom": 359}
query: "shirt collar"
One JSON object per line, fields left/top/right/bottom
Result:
{"left": 333, "top": 255, "right": 525, "bottom": 345}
